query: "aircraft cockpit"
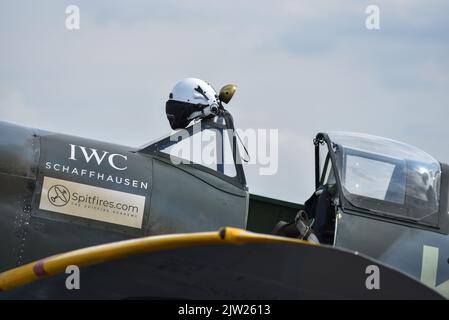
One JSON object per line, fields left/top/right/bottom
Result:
{"left": 319, "top": 132, "right": 441, "bottom": 220}
{"left": 310, "top": 132, "right": 448, "bottom": 245}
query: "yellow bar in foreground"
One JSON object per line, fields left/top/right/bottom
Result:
{"left": 0, "top": 227, "right": 312, "bottom": 292}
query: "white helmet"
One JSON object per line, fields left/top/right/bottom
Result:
{"left": 166, "top": 78, "right": 220, "bottom": 130}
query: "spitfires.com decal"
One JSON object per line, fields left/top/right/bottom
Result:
{"left": 37, "top": 138, "right": 151, "bottom": 228}
{"left": 39, "top": 176, "right": 145, "bottom": 229}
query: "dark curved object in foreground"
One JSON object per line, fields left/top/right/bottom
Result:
{"left": 1, "top": 240, "right": 443, "bottom": 300}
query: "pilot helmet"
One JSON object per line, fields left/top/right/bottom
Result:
{"left": 166, "top": 78, "right": 220, "bottom": 130}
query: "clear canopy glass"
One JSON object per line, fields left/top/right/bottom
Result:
{"left": 328, "top": 132, "right": 441, "bottom": 220}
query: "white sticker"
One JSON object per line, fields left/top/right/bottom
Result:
{"left": 39, "top": 176, "right": 145, "bottom": 229}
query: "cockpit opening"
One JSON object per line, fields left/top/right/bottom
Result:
{"left": 272, "top": 131, "right": 442, "bottom": 244}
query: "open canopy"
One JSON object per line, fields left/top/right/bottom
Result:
{"left": 321, "top": 132, "right": 441, "bottom": 222}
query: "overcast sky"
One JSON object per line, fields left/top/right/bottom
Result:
{"left": 1, "top": 1, "right": 448, "bottom": 203}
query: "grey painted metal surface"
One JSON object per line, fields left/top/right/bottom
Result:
{"left": 0, "top": 120, "right": 248, "bottom": 272}
{"left": 247, "top": 194, "right": 303, "bottom": 234}
{"left": 148, "top": 157, "right": 247, "bottom": 234}
{"left": 2, "top": 119, "right": 448, "bottom": 298}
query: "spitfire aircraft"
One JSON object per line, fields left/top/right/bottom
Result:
{"left": 0, "top": 84, "right": 249, "bottom": 272}
{"left": 302, "top": 132, "right": 449, "bottom": 297}
{"left": 0, "top": 84, "right": 447, "bottom": 299}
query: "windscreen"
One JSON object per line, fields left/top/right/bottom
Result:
{"left": 328, "top": 132, "right": 441, "bottom": 220}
